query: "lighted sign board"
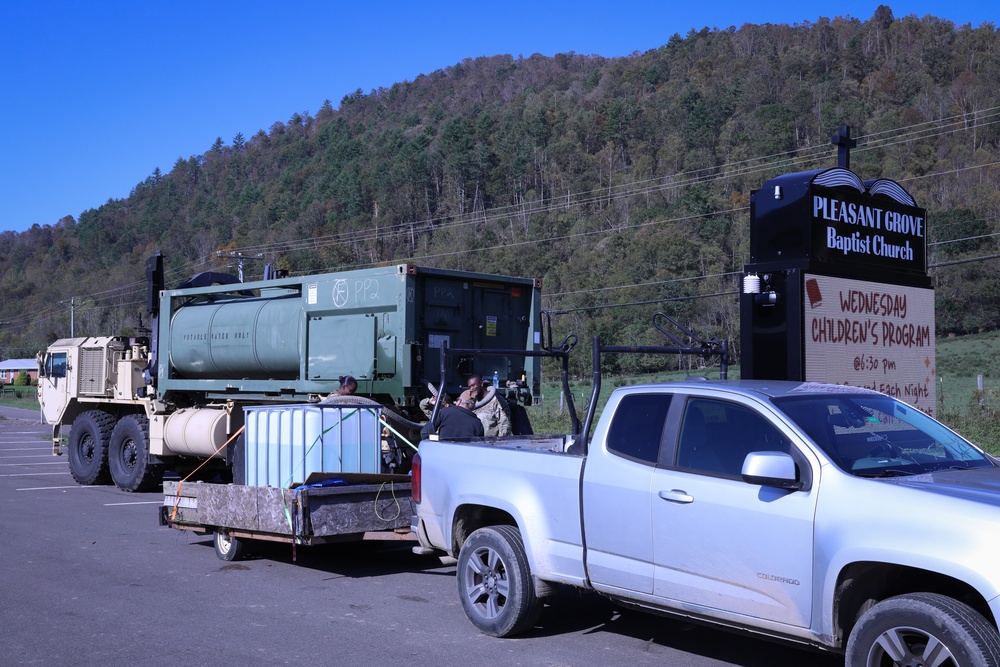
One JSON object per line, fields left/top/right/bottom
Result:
{"left": 750, "top": 168, "right": 929, "bottom": 285}
{"left": 810, "top": 173, "right": 926, "bottom": 275}
{"left": 803, "top": 273, "right": 936, "bottom": 416}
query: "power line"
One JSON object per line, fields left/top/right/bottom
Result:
{"left": 219, "top": 110, "right": 1000, "bottom": 273}
{"left": 545, "top": 271, "right": 741, "bottom": 298}
{"left": 547, "top": 290, "right": 741, "bottom": 315}
{"left": 930, "top": 231, "right": 1000, "bottom": 246}
{"left": 8, "top": 107, "right": 999, "bottom": 332}
{"left": 212, "top": 110, "right": 994, "bottom": 254}
{"left": 930, "top": 254, "right": 1000, "bottom": 269}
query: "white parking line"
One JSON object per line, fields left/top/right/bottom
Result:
{"left": 0, "top": 454, "right": 60, "bottom": 459}
{"left": 0, "top": 461, "right": 67, "bottom": 466}
{"left": 0, "top": 472, "right": 68, "bottom": 477}
{"left": 16, "top": 485, "right": 101, "bottom": 491}
{"left": 0, "top": 448, "right": 56, "bottom": 452}
{"left": 104, "top": 501, "right": 163, "bottom": 506}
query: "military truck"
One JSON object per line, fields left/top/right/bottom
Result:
{"left": 37, "top": 255, "right": 542, "bottom": 492}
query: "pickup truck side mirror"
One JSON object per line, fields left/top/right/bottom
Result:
{"left": 741, "top": 451, "right": 803, "bottom": 490}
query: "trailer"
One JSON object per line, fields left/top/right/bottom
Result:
{"left": 160, "top": 402, "right": 415, "bottom": 560}
{"left": 160, "top": 474, "right": 414, "bottom": 561}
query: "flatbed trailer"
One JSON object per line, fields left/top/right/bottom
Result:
{"left": 160, "top": 473, "right": 415, "bottom": 561}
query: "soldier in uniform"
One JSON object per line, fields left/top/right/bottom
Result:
{"left": 461, "top": 375, "right": 511, "bottom": 437}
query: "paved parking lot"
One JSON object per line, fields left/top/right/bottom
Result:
{"left": 0, "top": 412, "right": 843, "bottom": 666}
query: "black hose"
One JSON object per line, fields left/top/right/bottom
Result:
{"left": 318, "top": 394, "right": 424, "bottom": 430}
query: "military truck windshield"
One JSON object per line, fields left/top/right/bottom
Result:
{"left": 772, "top": 393, "right": 993, "bottom": 476}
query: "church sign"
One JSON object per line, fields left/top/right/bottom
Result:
{"left": 741, "top": 132, "right": 935, "bottom": 415}
{"left": 810, "top": 171, "right": 926, "bottom": 275}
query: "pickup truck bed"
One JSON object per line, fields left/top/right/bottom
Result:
{"left": 415, "top": 433, "right": 589, "bottom": 581}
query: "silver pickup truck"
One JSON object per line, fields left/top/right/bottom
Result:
{"left": 412, "top": 380, "right": 1000, "bottom": 666}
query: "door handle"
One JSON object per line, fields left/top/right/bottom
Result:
{"left": 658, "top": 489, "right": 693, "bottom": 504}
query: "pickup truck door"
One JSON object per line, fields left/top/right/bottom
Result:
{"left": 582, "top": 393, "right": 673, "bottom": 595}
{"left": 650, "top": 396, "right": 818, "bottom": 628}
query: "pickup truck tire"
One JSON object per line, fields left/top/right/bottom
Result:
{"left": 846, "top": 592, "right": 1000, "bottom": 667}
{"left": 214, "top": 529, "right": 246, "bottom": 562}
{"left": 108, "top": 414, "right": 163, "bottom": 492}
{"left": 67, "top": 410, "right": 115, "bottom": 485}
{"left": 457, "top": 525, "right": 541, "bottom": 637}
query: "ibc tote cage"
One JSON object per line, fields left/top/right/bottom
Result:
{"left": 243, "top": 404, "right": 384, "bottom": 487}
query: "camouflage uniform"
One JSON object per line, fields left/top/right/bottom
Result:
{"left": 462, "top": 389, "right": 511, "bottom": 436}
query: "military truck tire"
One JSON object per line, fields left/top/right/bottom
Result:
{"left": 457, "top": 525, "right": 541, "bottom": 637}
{"left": 67, "top": 410, "right": 115, "bottom": 485}
{"left": 214, "top": 529, "right": 246, "bottom": 561}
{"left": 109, "top": 414, "right": 162, "bottom": 492}
{"left": 846, "top": 592, "right": 1000, "bottom": 667}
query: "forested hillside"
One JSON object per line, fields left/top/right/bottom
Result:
{"left": 2, "top": 6, "right": 998, "bottom": 375}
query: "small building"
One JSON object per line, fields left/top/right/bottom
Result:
{"left": 0, "top": 358, "right": 38, "bottom": 384}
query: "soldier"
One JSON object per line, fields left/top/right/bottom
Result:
{"left": 461, "top": 375, "right": 511, "bottom": 437}
{"left": 420, "top": 395, "right": 484, "bottom": 439}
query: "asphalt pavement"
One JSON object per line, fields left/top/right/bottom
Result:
{"left": 0, "top": 416, "right": 844, "bottom": 666}
{"left": 0, "top": 404, "right": 42, "bottom": 422}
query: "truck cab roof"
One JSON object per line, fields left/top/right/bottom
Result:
{"left": 612, "top": 379, "right": 882, "bottom": 400}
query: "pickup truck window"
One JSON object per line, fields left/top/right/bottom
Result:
{"left": 676, "top": 398, "right": 790, "bottom": 477}
{"left": 605, "top": 393, "right": 672, "bottom": 464}
{"left": 773, "top": 394, "right": 994, "bottom": 476}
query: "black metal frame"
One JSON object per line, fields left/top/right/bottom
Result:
{"left": 429, "top": 311, "right": 729, "bottom": 453}
{"left": 579, "top": 312, "right": 729, "bottom": 455}
{"left": 430, "top": 311, "right": 581, "bottom": 435}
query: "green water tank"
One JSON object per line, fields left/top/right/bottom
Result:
{"left": 167, "top": 294, "right": 303, "bottom": 379}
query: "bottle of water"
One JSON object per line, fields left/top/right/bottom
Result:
{"left": 493, "top": 371, "right": 500, "bottom": 388}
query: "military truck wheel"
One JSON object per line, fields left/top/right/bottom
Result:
{"left": 846, "top": 592, "right": 1000, "bottom": 667}
{"left": 457, "top": 525, "right": 541, "bottom": 637}
{"left": 214, "top": 529, "right": 246, "bottom": 561}
{"left": 67, "top": 410, "right": 115, "bottom": 485}
{"left": 109, "top": 414, "right": 162, "bottom": 492}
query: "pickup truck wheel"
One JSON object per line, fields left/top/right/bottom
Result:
{"left": 108, "top": 414, "right": 163, "bottom": 492}
{"left": 67, "top": 410, "right": 115, "bottom": 485}
{"left": 457, "top": 525, "right": 541, "bottom": 637}
{"left": 846, "top": 592, "right": 1000, "bottom": 667}
{"left": 214, "top": 529, "right": 246, "bottom": 562}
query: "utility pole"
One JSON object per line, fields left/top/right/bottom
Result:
{"left": 62, "top": 297, "right": 80, "bottom": 337}
{"left": 215, "top": 251, "right": 265, "bottom": 282}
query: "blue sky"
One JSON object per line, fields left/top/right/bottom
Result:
{"left": 1, "top": 1, "right": 994, "bottom": 234}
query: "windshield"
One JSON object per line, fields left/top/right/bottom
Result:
{"left": 772, "top": 393, "right": 993, "bottom": 477}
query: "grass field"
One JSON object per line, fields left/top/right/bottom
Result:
{"left": 0, "top": 386, "right": 35, "bottom": 403}
{"left": 933, "top": 330, "right": 1000, "bottom": 453}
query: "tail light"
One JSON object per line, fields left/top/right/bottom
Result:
{"left": 411, "top": 452, "right": 421, "bottom": 504}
